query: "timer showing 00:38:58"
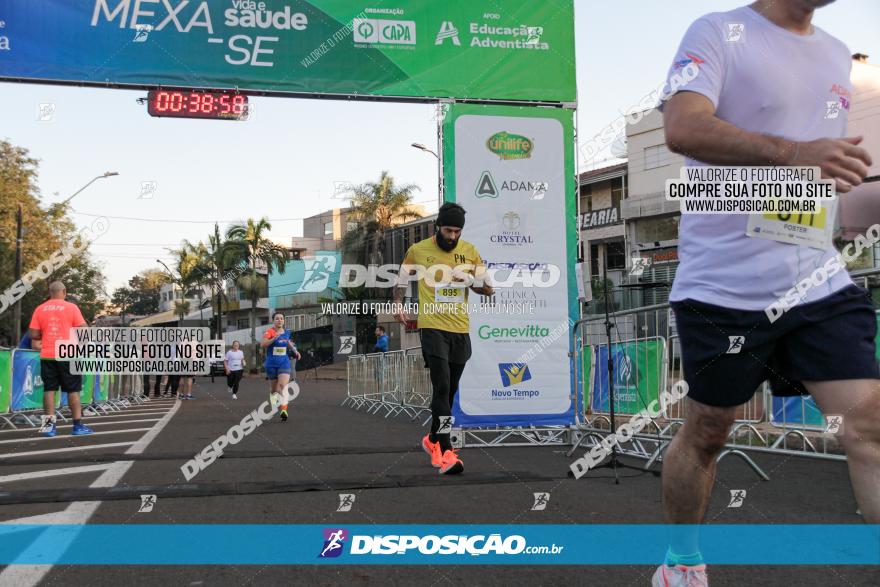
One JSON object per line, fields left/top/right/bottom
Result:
{"left": 146, "top": 90, "right": 249, "bottom": 120}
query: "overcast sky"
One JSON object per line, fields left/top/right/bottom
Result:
{"left": 2, "top": 0, "right": 878, "bottom": 292}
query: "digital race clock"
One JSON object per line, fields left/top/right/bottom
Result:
{"left": 147, "top": 90, "right": 249, "bottom": 120}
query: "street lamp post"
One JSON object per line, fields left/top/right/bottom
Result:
{"left": 410, "top": 143, "right": 439, "bottom": 159}
{"left": 11, "top": 172, "right": 119, "bottom": 345}
{"left": 58, "top": 171, "right": 120, "bottom": 208}
{"left": 411, "top": 143, "right": 443, "bottom": 208}
{"left": 157, "top": 259, "right": 182, "bottom": 322}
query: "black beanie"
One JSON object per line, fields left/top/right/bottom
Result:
{"left": 436, "top": 203, "right": 466, "bottom": 228}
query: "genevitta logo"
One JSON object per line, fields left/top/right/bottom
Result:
{"left": 353, "top": 19, "right": 416, "bottom": 45}
{"left": 319, "top": 528, "right": 348, "bottom": 558}
{"left": 436, "top": 21, "right": 461, "bottom": 45}
{"left": 479, "top": 324, "right": 550, "bottom": 341}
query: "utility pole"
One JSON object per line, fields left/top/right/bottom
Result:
{"left": 12, "top": 204, "right": 23, "bottom": 345}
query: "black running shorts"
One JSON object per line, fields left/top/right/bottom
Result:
{"left": 671, "top": 285, "right": 879, "bottom": 407}
{"left": 40, "top": 359, "right": 83, "bottom": 393}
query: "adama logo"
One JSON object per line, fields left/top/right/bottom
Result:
{"left": 319, "top": 528, "right": 348, "bottom": 558}
{"left": 486, "top": 132, "right": 533, "bottom": 160}
{"left": 673, "top": 53, "right": 705, "bottom": 71}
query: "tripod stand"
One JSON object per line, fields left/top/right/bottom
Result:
{"left": 586, "top": 261, "right": 648, "bottom": 484}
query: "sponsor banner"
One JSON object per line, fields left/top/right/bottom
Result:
{"left": 11, "top": 349, "right": 43, "bottom": 411}
{"left": 590, "top": 340, "right": 666, "bottom": 416}
{"left": 444, "top": 104, "right": 578, "bottom": 426}
{"left": 80, "top": 372, "right": 95, "bottom": 405}
{"left": 0, "top": 525, "right": 877, "bottom": 565}
{"left": 0, "top": 349, "right": 11, "bottom": 413}
{"left": 0, "top": 1, "right": 575, "bottom": 103}
{"left": 96, "top": 373, "right": 110, "bottom": 402}
{"left": 770, "top": 396, "right": 824, "bottom": 428}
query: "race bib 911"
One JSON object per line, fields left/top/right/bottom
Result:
{"left": 746, "top": 202, "right": 835, "bottom": 250}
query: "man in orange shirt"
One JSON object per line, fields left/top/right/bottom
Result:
{"left": 28, "top": 281, "right": 91, "bottom": 437}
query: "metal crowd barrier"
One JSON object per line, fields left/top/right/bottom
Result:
{"left": 569, "top": 299, "right": 866, "bottom": 480}
{"left": 1, "top": 370, "right": 152, "bottom": 430}
{"left": 341, "top": 278, "right": 877, "bottom": 462}
{"left": 342, "top": 348, "right": 432, "bottom": 423}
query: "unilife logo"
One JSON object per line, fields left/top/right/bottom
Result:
{"left": 486, "top": 132, "right": 533, "bottom": 160}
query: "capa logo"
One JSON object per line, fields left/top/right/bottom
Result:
{"left": 487, "top": 132, "right": 533, "bottom": 160}
{"left": 353, "top": 19, "right": 417, "bottom": 45}
{"left": 319, "top": 528, "right": 348, "bottom": 558}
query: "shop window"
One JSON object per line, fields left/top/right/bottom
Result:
{"left": 606, "top": 241, "right": 626, "bottom": 270}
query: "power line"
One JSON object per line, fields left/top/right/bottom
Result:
{"left": 89, "top": 243, "right": 184, "bottom": 246}
{"left": 69, "top": 204, "right": 437, "bottom": 225}
{"left": 69, "top": 210, "right": 307, "bottom": 224}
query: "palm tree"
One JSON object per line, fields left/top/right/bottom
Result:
{"left": 160, "top": 245, "right": 204, "bottom": 326}
{"left": 167, "top": 243, "right": 209, "bottom": 324}
{"left": 225, "top": 217, "right": 290, "bottom": 367}
{"left": 184, "top": 224, "right": 240, "bottom": 340}
{"left": 344, "top": 171, "right": 421, "bottom": 266}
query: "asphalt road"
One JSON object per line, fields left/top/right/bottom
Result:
{"left": 0, "top": 373, "right": 877, "bottom": 586}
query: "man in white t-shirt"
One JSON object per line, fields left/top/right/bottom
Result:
{"left": 655, "top": 1, "right": 879, "bottom": 585}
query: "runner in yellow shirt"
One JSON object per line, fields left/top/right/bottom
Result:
{"left": 394, "top": 203, "right": 493, "bottom": 474}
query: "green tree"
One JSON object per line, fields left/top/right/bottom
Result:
{"left": 173, "top": 300, "right": 191, "bottom": 323}
{"left": 225, "top": 217, "right": 290, "bottom": 367}
{"left": 342, "top": 171, "right": 421, "bottom": 267}
{"left": 187, "top": 223, "right": 241, "bottom": 339}
{"left": 55, "top": 256, "right": 106, "bottom": 323}
{"left": 160, "top": 244, "right": 208, "bottom": 326}
{"left": 0, "top": 140, "right": 106, "bottom": 343}
{"left": 111, "top": 269, "right": 172, "bottom": 320}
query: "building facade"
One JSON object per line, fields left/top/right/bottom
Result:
{"left": 621, "top": 107, "right": 686, "bottom": 306}
{"left": 578, "top": 163, "right": 628, "bottom": 289}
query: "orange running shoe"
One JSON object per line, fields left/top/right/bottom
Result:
{"left": 421, "top": 434, "right": 442, "bottom": 468}
{"left": 438, "top": 449, "right": 464, "bottom": 475}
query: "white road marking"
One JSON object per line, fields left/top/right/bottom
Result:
{"left": 64, "top": 409, "right": 171, "bottom": 418}
{"left": 0, "top": 419, "right": 161, "bottom": 434}
{"left": 0, "top": 400, "right": 181, "bottom": 585}
{"left": 0, "top": 464, "right": 114, "bottom": 484}
{"left": 0, "top": 428, "right": 152, "bottom": 445}
{"left": 0, "top": 442, "right": 136, "bottom": 459}
{"left": 88, "top": 407, "right": 173, "bottom": 414}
